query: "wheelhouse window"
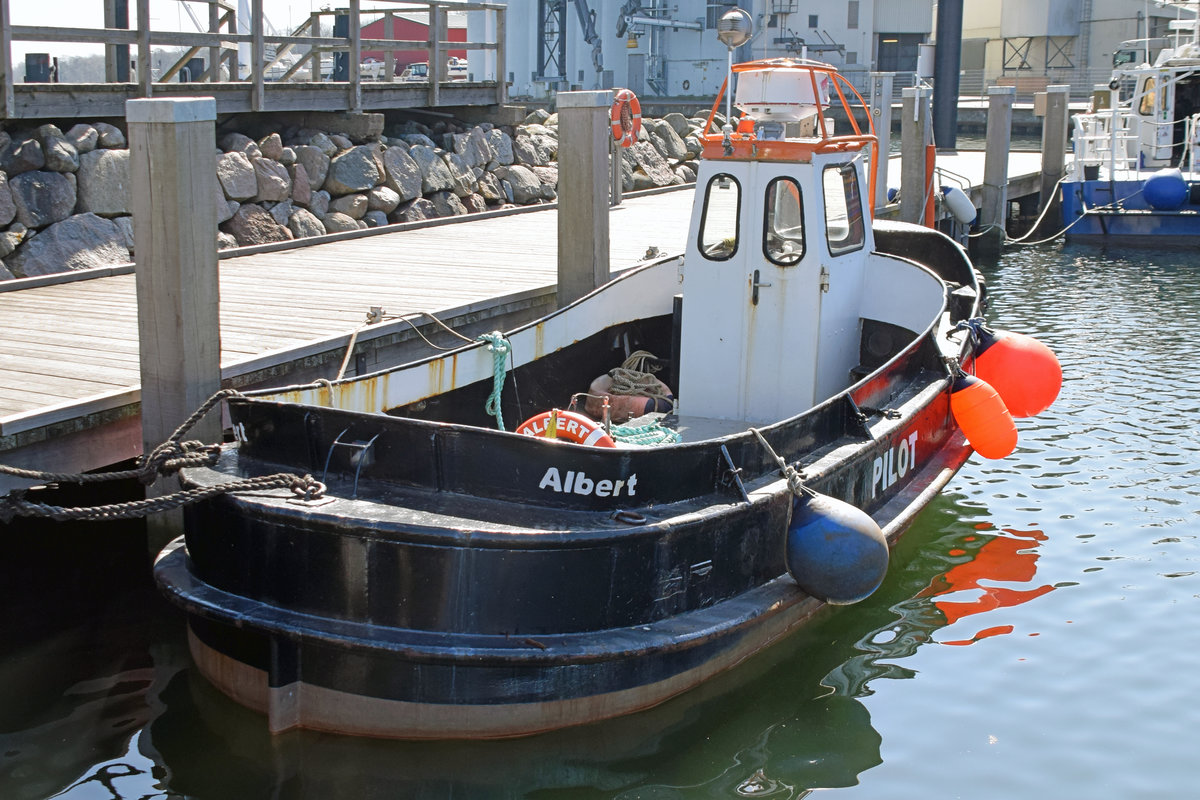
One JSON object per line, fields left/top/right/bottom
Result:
{"left": 823, "top": 163, "right": 865, "bottom": 255}
{"left": 699, "top": 173, "right": 741, "bottom": 260}
{"left": 763, "top": 177, "right": 805, "bottom": 266}
{"left": 1139, "top": 77, "right": 1157, "bottom": 116}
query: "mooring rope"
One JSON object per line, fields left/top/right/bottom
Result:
{"left": 750, "top": 427, "right": 814, "bottom": 499}
{"left": 476, "top": 331, "right": 512, "bottom": 431}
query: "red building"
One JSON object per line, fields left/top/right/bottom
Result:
{"left": 360, "top": 12, "right": 467, "bottom": 70}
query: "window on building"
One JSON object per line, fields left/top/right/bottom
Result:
{"left": 823, "top": 164, "right": 865, "bottom": 256}
{"left": 877, "top": 33, "right": 925, "bottom": 72}
{"left": 763, "top": 178, "right": 805, "bottom": 266}
{"left": 808, "top": 14, "right": 819, "bottom": 29}
{"left": 707, "top": 1, "right": 738, "bottom": 29}
{"left": 846, "top": 51, "right": 857, "bottom": 65}
{"left": 699, "top": 174, "right": 741, "bottom": 260}
{"left": 848, "top": 1, "right": 859, "bottom": 30}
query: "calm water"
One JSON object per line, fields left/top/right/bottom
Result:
{"left": 2, "top": 242, "right": 1199, "bottom": 799}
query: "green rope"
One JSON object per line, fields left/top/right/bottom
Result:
{"left": 476, "top": 331, "right": 511, "bottom": 431}
{"left": 610, "top": 420, "right": 681, "bottom": 446}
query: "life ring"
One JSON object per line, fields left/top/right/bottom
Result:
{"left": 611, "top": 88, "right": 642, "bottom": 147}
{"left": 517, "top": 409, "right": 616, "bottom": 447}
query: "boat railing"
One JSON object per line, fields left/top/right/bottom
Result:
{"left": 1185, "top": 113, "right": 1200, "bottom": 174}
{"left": 1072, "top": 110, "right": 1140, "bottom": 175}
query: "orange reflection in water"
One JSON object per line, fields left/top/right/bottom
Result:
{"left": 918, "top": 525, "right": 1055, "bottom": 646}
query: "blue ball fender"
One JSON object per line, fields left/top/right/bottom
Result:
{"left": 1143, "top": 168, "right": 1188, "bottom": 210}
{"left": 786, "top": 492, "right": 889, "bottom": 605}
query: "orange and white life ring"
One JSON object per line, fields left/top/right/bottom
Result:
{"left": 611, "top": 88, "right": 642, "bottom": 147}
{"left": 517, "top": 409, "right": 616, "bottom": 447}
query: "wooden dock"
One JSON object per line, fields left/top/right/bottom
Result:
{"left": 0, "top": 151, "right": 1043, "bottom": 490}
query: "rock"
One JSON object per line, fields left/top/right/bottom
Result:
{"left": 258, "top": 133, "right": 284, "bottom": 160}
{"left": 293, "top": 145, "right": 331, "bottom": 191}
{"left": 324, "top": 145, "right": 382, "bottom": 194}
{"left": 114, "top": 215, "right": 135, "bottom": 252}
{"left": 217, "top": 232, "right": 239, "bottom": 250}
{"left": 399, "top": 133, "right": 438, "bottom": 149}
{"left": 321, "top": 212, "right": 360, "bottom": 234}
{"left": 476, "top": 171, "right": 506, "bottom": 204}
{"left": 626, "top": 141, "right": 675, "bottom": 187}
{"left": 2, "top": 137, "right": 45, "bottom": 177}
{"left": 289, "top": 162, "right": 312, "bottom": 207}
{"left": 630, "top": 170, "right": 658, "bottom": 191}
{"left": 494, "top": 165, "right": 543, "bottom": 205}
{"left": 453, "top": 127, "right": 495, "bottom": 169}
{"left": 463, "top": 193, "right": 488, "bottom": 214}
{"left": 381, "top": 146, "right": 423, "bottom": 201}
{"left": 328, "top": 193, "right": 368, "bottom": 219}
{"left": 363, "top": 210, "right": 389, "bottom": 228}
{"left": 389, "top": 198, "right": 437, "bottom": 223}
{"left": 76, "top": 148, "right": 131, "bottom": 216}
{"left": 10, "top": 170, "right": 76, "bottom": 228}
{"left": 288, "top": 207, "right": 325, "bottom": 239}
{"left": 308, "top": 132, "right": 337, "bottom": 157}
{"left": 443, "top": 152, "right": 478, "bottom": 197}
{"left": 278, "top": 146, "right": 296, "bottom": 166}
{"left": 530, "top": 165, "right": 558, "bottom": 189}
{"left": 6, "top": 213, "right": 128, "bottom": 277}
{"left": 428, "top": 191, "right": 467, "bottom": 217}
{"left": 367, "top": 185, "right": 401, "bottom": 213}
{"left": 268, "top": 199, "right": 295, "bottom": 226}
{"left": 512, "top": 132, "right": 556, "bottom": 166}
{"left": 0, "top": 224, "right": 26, "bottom": 259}
{"left": 518, "top": 123, "right": 557, "bottom": 139}
{"left": 663, "top": 113, "right": 690, "bottom": 136}
{"left": 65, "top": 124, "right": 99, "bottom": 154}
{"left": 216, "top": 151, "right": 257, "bottom": 201}
{"left": 674, "top": 164, "right": 697, "bottom": 184}
{"left": 36, "top": 124, "right": 80, "bottom": 173}
{"left": 644, "top": 119, "right": 689, "bottom": 162}
{"left": 220, "top": 204, "right": 292, "bottom": 246}
{"left": 0, "top": 131, "right": 8, "bottom": 155}
{"left": 217, "top": 196, "right": 237, "bottom": 225}
{"left": 93, "top": 122, "right": 126, "bottom": 148}
{"left": 0, "top": 173, "right": 15, "bottom": 226}
{"left": 221, "top": 132, "right": 260, "bottom": 157}
{"left": 524, "top": 108, "right": 551, "bottom": 125}
{"left": 409, "top": 145, "right": 454, "bottom": 194}
{"left": 253, "top": 156, "right": 292, "bottom": 203}
{"left": 684, "top": 135, "right": 703, "bottom": 160}
{"left": 309, "top": 190, "right": 331, "bottom": 219}
{"left": 485, "top": 128, "right": 515, "bottom": 166}
{"left": 329, "top": 133, "right": 354, "bottom": 151}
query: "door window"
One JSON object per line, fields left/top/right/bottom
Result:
{"left": 763, "top": 178, "right": 805, "bottom": 265}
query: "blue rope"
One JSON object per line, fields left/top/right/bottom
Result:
{"left": 476, "top": 331, "right": 511, "bottom": 431}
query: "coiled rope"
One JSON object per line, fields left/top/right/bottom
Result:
{"left": 607, "top": 350, "right": 673, "bottom": 401}
{"left": 610, "top": 420, "right": 681, "bottom": 446}
{"left": 476, "top": 331, "right": 512, "bottom": 431}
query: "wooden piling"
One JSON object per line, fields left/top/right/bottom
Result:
{"left": 870, "top": 72, "right": 894, "bottom": 211}
{"left": 1035, "top": 85, "right": 1071, "bottom": 238}
{"left": 127, "top": 97, "right": 220, "bottom": 551}
{"left": 556, "top": 90, "right": 613, "bottom": 308}
{"left": 976, "top": 85, "right": 1015, "bottom": 256}
{"left": 900, "top": 86, "right": 932, "bottom": 225}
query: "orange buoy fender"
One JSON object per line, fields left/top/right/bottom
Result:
{"left": 786, "top": 492, "right": 889, "bottom": 605}
{"left": 610, "top": 89, "right": 642, "bottom": 147}
{"left": 950, "top": 374, "right": 1018, "bottom": 459}
{"left": 517, "top": 409, "right": 616, "bottom": 447}
{"left": 973, "top": 328, "right": 1062, "bottom": 418}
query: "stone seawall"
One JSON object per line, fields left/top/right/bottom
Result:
{"left": 0, "top": 109, "right": 711, "bottom": 281}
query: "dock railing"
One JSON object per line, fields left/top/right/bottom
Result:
{"left": 1, "top": 0, "right": 506, "bottom": 119}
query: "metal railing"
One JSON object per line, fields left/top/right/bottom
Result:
{"left": 0, "top": 0, "right": 506, "bottom": 118}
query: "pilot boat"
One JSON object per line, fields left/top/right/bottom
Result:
{"left": 154, "top": 12, "right": 1055, "bottom": 740}
{"left": 1062, "top": 2, "right": 1200, "bottom": 240}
